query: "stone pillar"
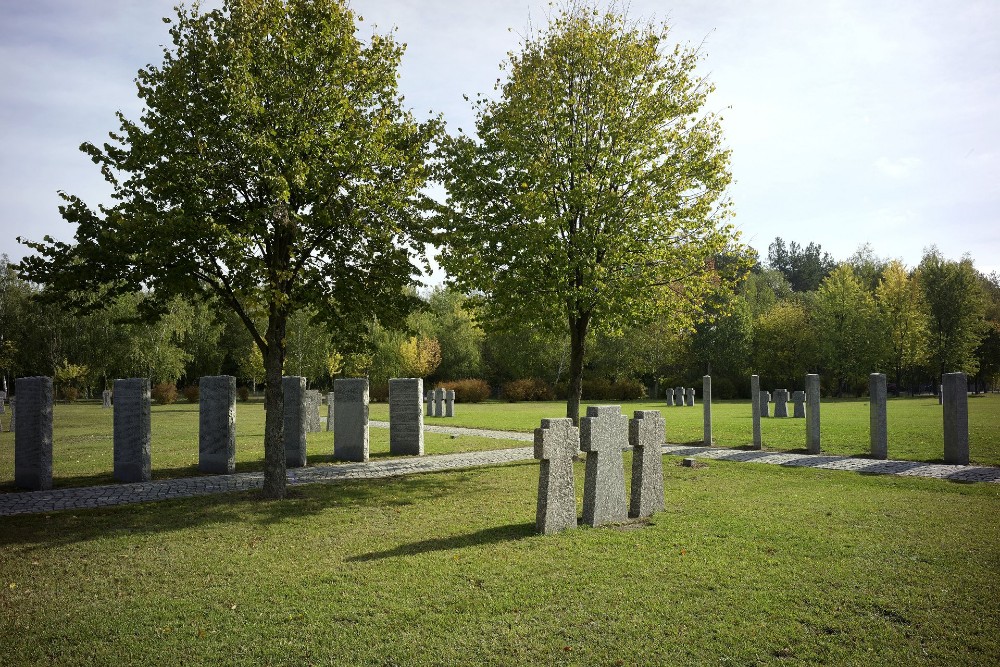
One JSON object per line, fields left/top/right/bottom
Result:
{"left": 0, "top": 390, "right": 5, "bottom": 414}
{"left": 102, "top": 389, "right": 112, "bottom": 408}
{"left": 629, "top": 410, "right": 665, "bottom": 518}
{"left": 326, "top": 392, "right": 335, "bottom": 432}
{"left": 943, "top": 372, "right": 969, "bottom": 465}
{"left": 306, "top": 390, "right": 322, "bottom": 433}
{"left": 581, "top": 405, "right": 628, "bottom": 527}
{"left": 434, "top": 388, "right": 445, "bottom": 417}
{"left": 425, "top": 390, "right": 433, "bottom": 417}
{"left": 8, "top": 396, "right": 14, "bottom": 432}
{"left": 534, "top": 418, "right": 579, "bottom": 535}
{"left": 938, "top": 385, "right": 943, "bottom": 405}
{"left": 113, "top": 378, "right": 152, "bottom": 483}
{"left": 14, "top": 377, "right": 53, "bottom": 491}
{"left": 869, "top": 373, "right": 887, "bottom": 460}
{"left": 791, "top": 390, "right": 806, "bottom": 418}
{"left": 445, "top": 390, "right": 455, "bottom": 417}
{"left": 282, "top": 376, "right": 307, "bottom": 468}
{"left": 389, "top": 378, "right": 423, "bottom": 456}
{"left": 759, "top": 391, "right": 771, "bottom": 418}
{"left": 199, "top": 375, "right": 236, "bottom": 474}
{"left": 806, "top": 374, "right": 821, "bottom": 454}
{"left": 685, "top": 387, "right": 695, "bottom": 407}
{"left": 334, "top": 378, "right": 369, "bottom": 462}
{"left": 702, "top": 376, "right": 712, "bottom": 445}
{"left": 751, "top": 375, "right": 761, "bottom": 450}
{"left": 773, "top": 389, "right": 789, "bottom": 418}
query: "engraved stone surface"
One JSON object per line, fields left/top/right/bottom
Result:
{"left": 283, "top": 376, "right": 307, "bottom": 468}
{"left": 702, "top": 375, "right": 712, "bottom": 445}
{"left": 581, "top": 405, "right": 628, "bottom": 527}
{"left": 14, "top": 377, "right": 53, "bottom": 491}
{"left": 445, "top": 390, "right": 455, "bottom": 418}
{"left": 629, "top": 410, "right": 665, "bottom": 518}
{"left": 102, "top": 389, "right": 112, "bottom": 408}
{"left": 199, "top": 375, "right": 236, "bottom": 474}
{"left": 534, "top": 418, "right": 579, "bottom": 535}
{"left": 773, "top": 389, "right": 789, "bottom": 418}
{"left": 806, "top": 374, "right": 821, "bottom": 454}
{"left": 751, "top": 375, "right": 762, "bottom": 450}
{"left": 389, "top": 378, "right": 424, "bottom": 456}
{"left": 434, "top": 388, "right": 445, "bottom": 417}
{"left": 334, "top": 378, "right": 369, "bottom": 462}
{"left": 943, "top": 372, "right": 969, "bottom": 465}
{"left": 869, "top": 373, "right": 887, "bottom": 460}
{"left": 113, "top": 378, "right": 151, "bottom": 483}
{"left": 791, "top": 390, "right": 806, "bottom": 418}
{"left": 760, "top": 391, "right": 771, "bottom": 418}
{"left": 326, "top": 392, "right": 335, "bottom": 432}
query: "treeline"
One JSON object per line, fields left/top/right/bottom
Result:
{"left": 2, "top": 239, "right": 998, "bottom": 400}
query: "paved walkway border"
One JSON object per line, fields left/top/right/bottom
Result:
{"left": 2, "top": 424, "right": 997, "bottom": 517}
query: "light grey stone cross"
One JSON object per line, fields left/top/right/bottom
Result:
{"left": 629, "top": 410, "right": 665, "bottom": 518}
{"left": 773, "top": 389, "right": 789, "bottom": 417}
{"left": 581, "top": 405, "right": 629, "bottom": 527}
{"left": 534, "top": 418, "right": 579, "bottom": 535}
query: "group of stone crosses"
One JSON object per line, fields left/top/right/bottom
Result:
{"left": 534, "top": 405, "right": 665, "bottom": 535}
{"left": 424, "top": 388, "right": 456, "bottom": 417}
{"left": 0, "top": 391, "right": 13, "bottom": 433}
{"left": 759, "top": 389, "right": 806, "bottom": 418}
{"left": 665, "top": 387, "right": 696, "bottom": 407}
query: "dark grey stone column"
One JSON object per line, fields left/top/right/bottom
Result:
{"left": 751, "top": 375, "right": 761, "bottom": 450}
{"left": 14, "top": 377, "right": 53, "bottom": 491}
{"left": 282, "top": 376, "right": 307, "bottom": 468}
{"left": 869, "top": 373, "right": 887, "bottom": 460}
{"left": 702, "top": 376, "right": 712, "bottom": 445}
{"left": 581, "top": 405, "right": 628, "bottom": 527}
{"left": 389, "top": 378, "right": 423, "bottom": 456}
{"left": 629, "top": 410, "right": 665, "bottom": 518}
{"left": 0, "top": 390, "right": 6, "bottom": 414}
{"left": 773, "top": 389, "right": 789, "bottom": 417}
{"left": 943, "top": 372, "right": 969, "bottom": 465}
{"left": 334, "top": 378, "right": 369, "bottom": 462}
{"left": 534, "top": 418, "right": 579, "bottom": 535}
{"left": 113, "top": 378, "right": 151, "bottom": 483}
{"left": 305, "top": 390, "right": 322, "bottom": 433}
{"left": 445, "top": 390, "right": 455, "bottom": 417}
{"left": 326, "top": 392, "right": 335, "bottom": 432}
{"left": 199, "top": 375, "right": 236, "bottom": 474}
{"left": 806, "top": 374, "right": 821, "bottom": 454}
{"left": 7, "top": 396, "right": 14, "bottom": 432}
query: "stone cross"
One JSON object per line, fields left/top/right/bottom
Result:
{"left": 326, "top": 392, "right": 335, "bottom": 432}
{"left": 199, "top": 375, "right": 237, "bottom": 474}
{"left": 425, "top": 390, "right": 434, "bottom": 417}
{"left": 791, "top": 390, "right": 806, "bottom": 418}
{"left": 702, "top": 375, "right": 712, "bottom": 445}
{"left": 750, "top": 375, "right": 762, "bottom": 449}
{"left": 0, "top": 389, "right": 6, "bottom": 414}
{"left": 445, "top": 390, "right": 455, "bottom": 417}
{"left": 389, "top": 378, "right": 424, "bottom": 456}
{"left": 282, "top": 376, "right": 307, "bottom": 468}
{"left": 14, "top": 377, "right": 53, "bottom": 491}
{"left": 674, "top": 387, "right": 685, "bottom": 407}
{"left": 942, "top": 372, "right": 969, "bottom": 465}
{"left": 434, "top": 388, "right": 445, "bottom": 417}
{"left": 869, "top": 373, "right": 887, "bottom": 460}
{"left": 773, "top": 389, "right": 789, "bottom": 418}
{"left": 938, "top": 385, "right": 943, "bottom": 405}
{"left": 534, "top": 418, "right": 579, "bottom": 535}
{"left": 685, "top": 387, "right": 695, "bottom": 407}
{"left": 629, "top": 410, "right": 665, "bottom": 518}
{"left": 759, "top": 391, "right": 771, "bottom": 418}
{"left": 113, "top": 378, "right": 152, "bottom": 483}
{"left": 334, "top": 378, "right": 369, "bottom": 462}
{"left": 806, "top": 374, "right": 821, "bottom": 454}
{"left": 581, "top": 405, "right": 629, "bottom": 527}
{"left": 102, "top": 389, "right": 112, "bottom": 409}
{"left": 665, "top": 387, "right": 674, "bottom": 407}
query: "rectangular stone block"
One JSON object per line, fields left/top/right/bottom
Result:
{"left": 581, "top": 405, "right": 628, "bottom": 527}
{"left": 199, "top": 375, "right": 236, "bottom": 474}
{"left": 702, "top": 375, "right": 712, "bottom": 445}
{"left": 0, "top": 390, "right": 6, "bottom": 414}
{"left": 791, "top": 390, "right": 806, "bottom": 418}
{"left": 806, "top": 374, "right": 821, "bottom": 454}
{"left": 629, "top": 410, "right": 665, "bottom": 518}
{"left": 869, "top": 374, "right": 888, "bottom": 460}
{"left": 534, "top": 418, "right": 579, "bottom": 535}
{"left": 751, "top": 375, "right": 761, "bottom": 450}
{"left": 14, "top": 377, "right": 53, "bottom": 491}
{"left": 326, "top": 392, "right": 335, "bottom": 432}
{"left": 283, "top": 376, "right": 307, "bottom": 468}
{"left": 101, "top": 389, "right": 112, "bottom": 408}
{"left": 773, "top": 389, "right": 789, "bottom": 418}
{"left": 113, "top": 378, "right": 151, "bottom": 483}
{"left": 943, "top": 372, "right": 969, "bottom": 465}
{"left": 445, "top": 389, "right": 455, "bottom": 418}
{"left": 665, "top": 387, "right": 674, "bottom": 407}
{"left": 334, "top": 378, "right": 369, "bottom": 462}
{"left": 389, "top": 378, "right": 424, "bottom": 456}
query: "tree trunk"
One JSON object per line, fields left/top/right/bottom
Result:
{"left": 565, "top": 312, "right": 590, "bottom": 425}
{"left": 262, "top": 311, "right": 288, "bottom": 499}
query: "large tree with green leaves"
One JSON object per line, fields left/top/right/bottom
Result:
{"left": 875, "top": 260, "right": 929, "bottom": 393}
{"left": 438, "top": 4, "right": 739, "bottom": 422}
{"left": 18, "top": 0, "right": 439, "bottom": 498}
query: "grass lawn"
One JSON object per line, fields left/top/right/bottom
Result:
{"left": 1, "top": 454, "right": 998, "bottom": 665}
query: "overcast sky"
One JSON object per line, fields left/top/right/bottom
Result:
{"left": 1, "top": 0, "right": 997, "bottom": 279}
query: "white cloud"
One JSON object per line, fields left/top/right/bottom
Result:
{"left": 873, "top": 157, "right": 923, "bottom": 179}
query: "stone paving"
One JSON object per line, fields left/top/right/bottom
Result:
{"left": 2, "top": 424, "right": 997, "bottom": 517}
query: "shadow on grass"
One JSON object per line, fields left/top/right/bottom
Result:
{"left": 346, "top": 522, "right": 535, "bottom": 562}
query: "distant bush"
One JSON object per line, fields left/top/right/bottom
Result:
{"left": 436, "top": 379, "right": 490, "bottom": 403}
{"left": 60, "top": 386, "right": 79, "bottom": 402}
{"left": 369, "top": 383, "right": 390, "bottom": 403}
{"left": 152, "top": 382, "right": 178, "bottom": 405}
{"left": 555, "top": 378, "right": 646, "bottom": 401}
{"left": 237, "top": 386, "right": 250, "bottom": 402}
{"left": 182, "top": 385, "right": 200, "bottom": 403}
{"left": 502, "top": 378, "right": 555, "bottom": 402}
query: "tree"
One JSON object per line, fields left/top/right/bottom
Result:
{"left": 752, "top": 300, "right": 817, "bottom": 389}
{"left": 767, "top": 237, "right": 836, "bottom": 292}
{"left": 18, "top": 0, "right": 439, "bottom": 498}
{"left": 408, "top": 287, "right": 484, "bottom": 381}
{"left": 438, "top": 4, "right": 738, "bottom": 423}
{"left": 875, "top": 260, "right": 929, "bottom": 393}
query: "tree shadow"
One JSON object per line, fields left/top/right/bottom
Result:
{"left": 346, "top": 522, "right": 535, "bottom": 563}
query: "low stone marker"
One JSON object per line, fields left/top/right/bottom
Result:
{"left": 581, "top": 405, "right": 628, "bottom": 527}
{"left": 113, "top": 378, "right": 152, "bottom": 483}
{"left": 334, "top": 378, "right": 369, "bottom": 462}
{"left": 425, "top": 390, "right": 434, "bottom": 417}
{"left": 938, "top": 385, "right": 943, "bottom": 406}
{"left": 389, "top": 378, "right": 423, "bottom": 456}
{"left": 773, "top": 389, "right": 789, "bottom": 418}
{"left": 534, "top": 418, "right": 579, "bottom": 535}
{"left": 7, "top": 396, "right": 14, "bottom": 432}
{"left": 806, "top": 374, "right": 821, "bottom": 454}
{"left": 14, "top": 377, "right": 53, "bottom": 491}
{"left": 703, "top": 375, "right": 712, "bottom": 445}
{"left": 283, "top": 376, "right": 307, "bottom": 468}
{"left": 326, "top": 392, "right": 335, "bottom": 432}
{"left": 0, "top": 390, "right": 5, "bottom": 414}
{"left": 674, "top": 387, "right": 684, "bottom": 407}
{"left": 942, "top": 372, "right": 969, "bottom": 465}
{"left": 434, "top": 388, "right": 445, "bottom": 417}
{"left": 102, "top": 389, "right": 112, "bottom": 408}
{"left": 665, "top": 387, "right": 674, "bottom": 407}
{"left": 791, "top": 390, "right": 806, "bottom": 418}
{"left": 199, "top": 375, "right": 236, "bottom": 474}
{"left": 685, "top": 387, "right": 695, "bottom": 407}
{"left": 869, "top": 373, "right": 887, "bottom": 460}
{"left": 759, "top": 391, "right": 771, "bottom": 418}
{"left": 751, "top": 375, "right": 762, "bottom": 450}
{"left": 306, "top": 390, "right": 323, "bottom": 433}
{"left": 445, "top": 390, "right": 455, "bottom": 417}
{"left": 629, "top": 410, "right": 665, "bottom": 518}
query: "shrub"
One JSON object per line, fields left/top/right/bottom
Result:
{"left": 369, "top": 383, "right": 390, "bottom": 403}
{"left": 553, "top": 379, "right": 645, "bottom": 401}
{"left": 436, "top": 379, "right": 490, "bottom": 403}
{"left": 237, "top": 386, "right": 250, "bottom": 402}
{"left": 60, "top": 386, "right": 79, "bottom": 402}
{"left": 502, "top": 378, "right": 555, "bottom": 402}
{"left": 151, "top": 382, "right": 178, "bottom": 405}
{"left": 182, "top": 385, "right": 200, "bottom": 403}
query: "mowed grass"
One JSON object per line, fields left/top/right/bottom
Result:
{"left": 1, "top": 455, "right": 998, "bottom": 665}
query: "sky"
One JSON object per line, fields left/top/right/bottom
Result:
{"left": 1, "top": 0, "right": 998, "bottom": 279}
